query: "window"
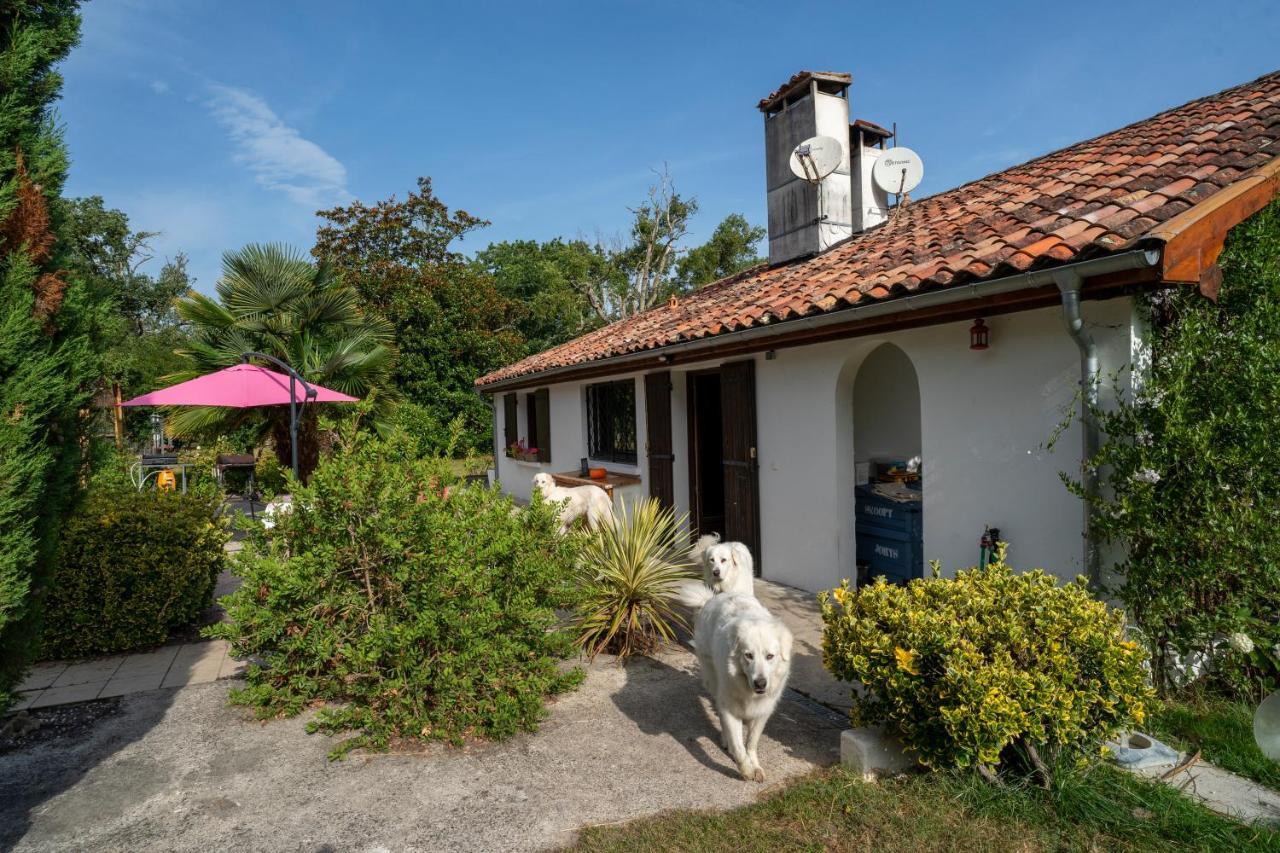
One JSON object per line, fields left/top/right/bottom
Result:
{"left": 586, "top": 379, "right": 637, "bottom": 465}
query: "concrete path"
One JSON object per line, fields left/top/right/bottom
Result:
{"left": 11, "top": 640, "right": 246, "bottom": 711}
{"left": 1132, "top": 752, "right": 1280, "bottom": 826}
{"left": 1, "top": 646, "right": 842, "bottom": 852}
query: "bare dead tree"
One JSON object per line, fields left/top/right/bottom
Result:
{"left": 574, "top": 167, "right": 697, "bottom": 324}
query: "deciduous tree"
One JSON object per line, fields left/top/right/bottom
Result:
{"left": 676, "top": 213, "right": 765, "bottom": 289}
{"left": 315, "top": 179, "right": 523, "bottom": 452}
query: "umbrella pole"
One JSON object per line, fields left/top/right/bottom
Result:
{"left": 290, "top": 374, "right": 299, "bottom": 481}
{"left": 241, "top": 351, "right": 316, "bottom": 482}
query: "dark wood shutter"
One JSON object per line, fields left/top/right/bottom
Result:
{"left": 645, "top": 371, "right": 674, "bottom": 509}
{"left": 534, "top": 388, "right": 551, "bottom": 463}
{"left": 720, "top": 359, "right": 761, "bottom": 574}
{"left": 503, "top": 394, "right": 518, "bottom": 451}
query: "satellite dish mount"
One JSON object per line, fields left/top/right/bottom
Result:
{"left": 789, "top": 135, "right": 844, "bottom": 226}
{"left": 789, "top": 135, "right": 843, "bottom": 184}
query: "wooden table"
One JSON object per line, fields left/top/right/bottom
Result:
{"left": 551, "top": 470, "right": 641, "bottom": 500}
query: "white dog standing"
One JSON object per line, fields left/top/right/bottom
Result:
{"left": 532, "top": 472, "right": 615, "bottom": 534}
{"left": 682, "top": 585, "right": 793, "bottom": 782}
{"left": 689, "top": 533, "right": 755, "bottom": 598}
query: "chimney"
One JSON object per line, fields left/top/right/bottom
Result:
{"left": 759, "top": 71, "right": 854, "bottom": 265}
{"left": 759, "top": 72, "right": 895, "bottom": 264}
{"left": 850, "top": 118, "right": 893, "bottom": 232}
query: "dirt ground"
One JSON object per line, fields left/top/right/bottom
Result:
{"left": 2, "top": 646, "right": 843, "bottom": 852}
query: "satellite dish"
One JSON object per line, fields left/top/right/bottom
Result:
{"left": 873, "top": 146, "right": 924, "bottom": 195}
{"left": 1255, "top": 690, "right": 1280, "bottom": 761}
{"left": 789, "top": 135, "right": 844, "bottom": 183}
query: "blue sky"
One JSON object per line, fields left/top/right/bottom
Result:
{"left": 60, "top": 0, "right": 1280, "bottom": 292}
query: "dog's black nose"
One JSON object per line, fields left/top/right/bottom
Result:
{"left": 753, "top": 677, "right": 767, "bottom": 691}
{"left": 711, "top": 568, "right": 721, "bottom": 577}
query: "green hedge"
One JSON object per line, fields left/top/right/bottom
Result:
{"left": 41, "top": 485, "right": 228, "bottom": 658}
{"left": 208, "top": 430, "right": 583, "bottom": 759}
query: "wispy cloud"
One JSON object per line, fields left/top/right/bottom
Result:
{"left": 206, "top": 84, "right": 347, "bottom": 206}
{"left": 149, "top": 79, "right": 170, "bottom": 95}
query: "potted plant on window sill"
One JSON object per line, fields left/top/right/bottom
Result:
{"left": 506, "top": 439, "right": 539, "bottom": 463}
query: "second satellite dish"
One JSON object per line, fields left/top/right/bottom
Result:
{"left": 873, "top": 146, "right": 924, "bottom": 195}
{"left": 789, "top": 135, "right": 844, "bottom": 183}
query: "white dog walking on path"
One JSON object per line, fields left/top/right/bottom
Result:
{"left": 680, "top": 583, "right": 793, "bottom": 782}
{"left": 532, "top": 472, "right": 616, "bottom": 534}
{"left": 689, "top": 533, "right": 756, "bottom": 598}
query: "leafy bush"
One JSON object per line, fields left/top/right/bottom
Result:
{"left": 573, "top": 498, "right": 696, "bottom": 659}
{"left": 392, "top": 401, "right": 467, "bottom": 458}
{"left": 208, "top": 430, "right": 583, "bottom": 758}
{"left": 42, "top": 484, "right": 228, "bottom": 658}
{"left": 820, "top": 549, "right": 1152, "bottom": 777}
{"left": 254, "top": 452, "right": 287, "bottom": 497}
{"left": 1068, "top": 198, "right": 1280, "bottom": 701}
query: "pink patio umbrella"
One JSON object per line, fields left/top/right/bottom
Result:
{"left": 121, "top": 354, "right": 358, "bottom": 478}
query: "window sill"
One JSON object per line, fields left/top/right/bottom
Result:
{"left": 587, "top": 459, "right": 640, "bottom": 475}
{"left": 508, "top": 457, "right": 547, "bottom": 468}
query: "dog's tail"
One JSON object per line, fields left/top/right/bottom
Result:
{"left": 688, "top": 532, "right": 720, "bottom": 567}
{"left": 675, "top": 579, "right": 714, "bottom": 610}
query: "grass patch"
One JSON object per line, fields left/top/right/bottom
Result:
{"left": 1149, "top": 695, "right": 1280, "bottom": 791}
{"left": 570, "top": 762, "right": 1280, "bottom": 852}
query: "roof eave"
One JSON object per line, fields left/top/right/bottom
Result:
{"left": 476, "top": 248, "right": 1161, "bottom": 393}
{"left": 1150, "top": 153, "right": 1280, "bottom": 291}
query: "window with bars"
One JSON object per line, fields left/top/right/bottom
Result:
{"left": 586, "top": 379, "right": 637, "bottom": 465}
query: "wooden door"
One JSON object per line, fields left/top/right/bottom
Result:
{"left": 644, "top": 371, "right": 674, "bottom": 509}
{"left": 720, "top": 359, "right": 761, "bottom": 573}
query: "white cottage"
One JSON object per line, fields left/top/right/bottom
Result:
{"left": 476, "top": 69, "right": 1280, "bottom": 594}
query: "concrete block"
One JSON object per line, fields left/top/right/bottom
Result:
{"left": 840, "top": 726, "right": 918, "bottom": 781}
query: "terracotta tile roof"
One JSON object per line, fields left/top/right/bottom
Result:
{"left": 477, "top": 70, "right": 1280, "bottom": 388}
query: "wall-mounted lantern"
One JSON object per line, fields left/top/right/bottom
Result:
{"left": 970, "top": 318, "right": 990, "bottom": 351}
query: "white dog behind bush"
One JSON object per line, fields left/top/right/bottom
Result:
{"left": 681, "top": 584, "right": 793, "bottom": 782}
{"left": 689, "top": 533, "right": 755, "bottom": 597}
{"left": 532, "top": 472, "right": 615, "bottom": 534}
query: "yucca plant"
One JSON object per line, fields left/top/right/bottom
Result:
{"left": 574, "top": 498, "right": 697, "bottom": 660}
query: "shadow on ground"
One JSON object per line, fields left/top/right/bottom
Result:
{"left": 609, "top": 653, "right": 841, "bottom": 783}
{"left": 1, "top": 681, "right": 180, "bottom": 848}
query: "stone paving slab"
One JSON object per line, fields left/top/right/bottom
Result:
{"left": 14, "top": 639, "right": 241, "bottom": 710}
{"left": 1133, "top": 755, "right": 1280, "bottom": 826}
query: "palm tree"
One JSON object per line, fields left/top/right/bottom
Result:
{"left": 165, "top": 243, "right": 395, "bottom": 479}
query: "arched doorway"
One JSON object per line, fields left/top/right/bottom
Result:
{"left": 851, "top": 343, "right": 923, "bottom": 585}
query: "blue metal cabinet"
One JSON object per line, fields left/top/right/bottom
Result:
{"left": 856, "top": 485, "right": 923, "bottom": 584}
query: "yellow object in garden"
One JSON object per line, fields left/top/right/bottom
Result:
{"left": 156, "top": 470, "right": 176, "bottom": 491}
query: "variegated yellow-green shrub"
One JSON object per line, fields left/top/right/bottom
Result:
{"left": 820, "top": 548, "right": 1152, "bottom": 774}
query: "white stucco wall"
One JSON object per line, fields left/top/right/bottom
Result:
{"left": 852, "top": 342, "right": 922, "bottom": 464}
{"left": 492, "top": 376, "right": 648, "bottom": 512}
{"left": 491, "top": 296, "right": 1137, "bottom": 593}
